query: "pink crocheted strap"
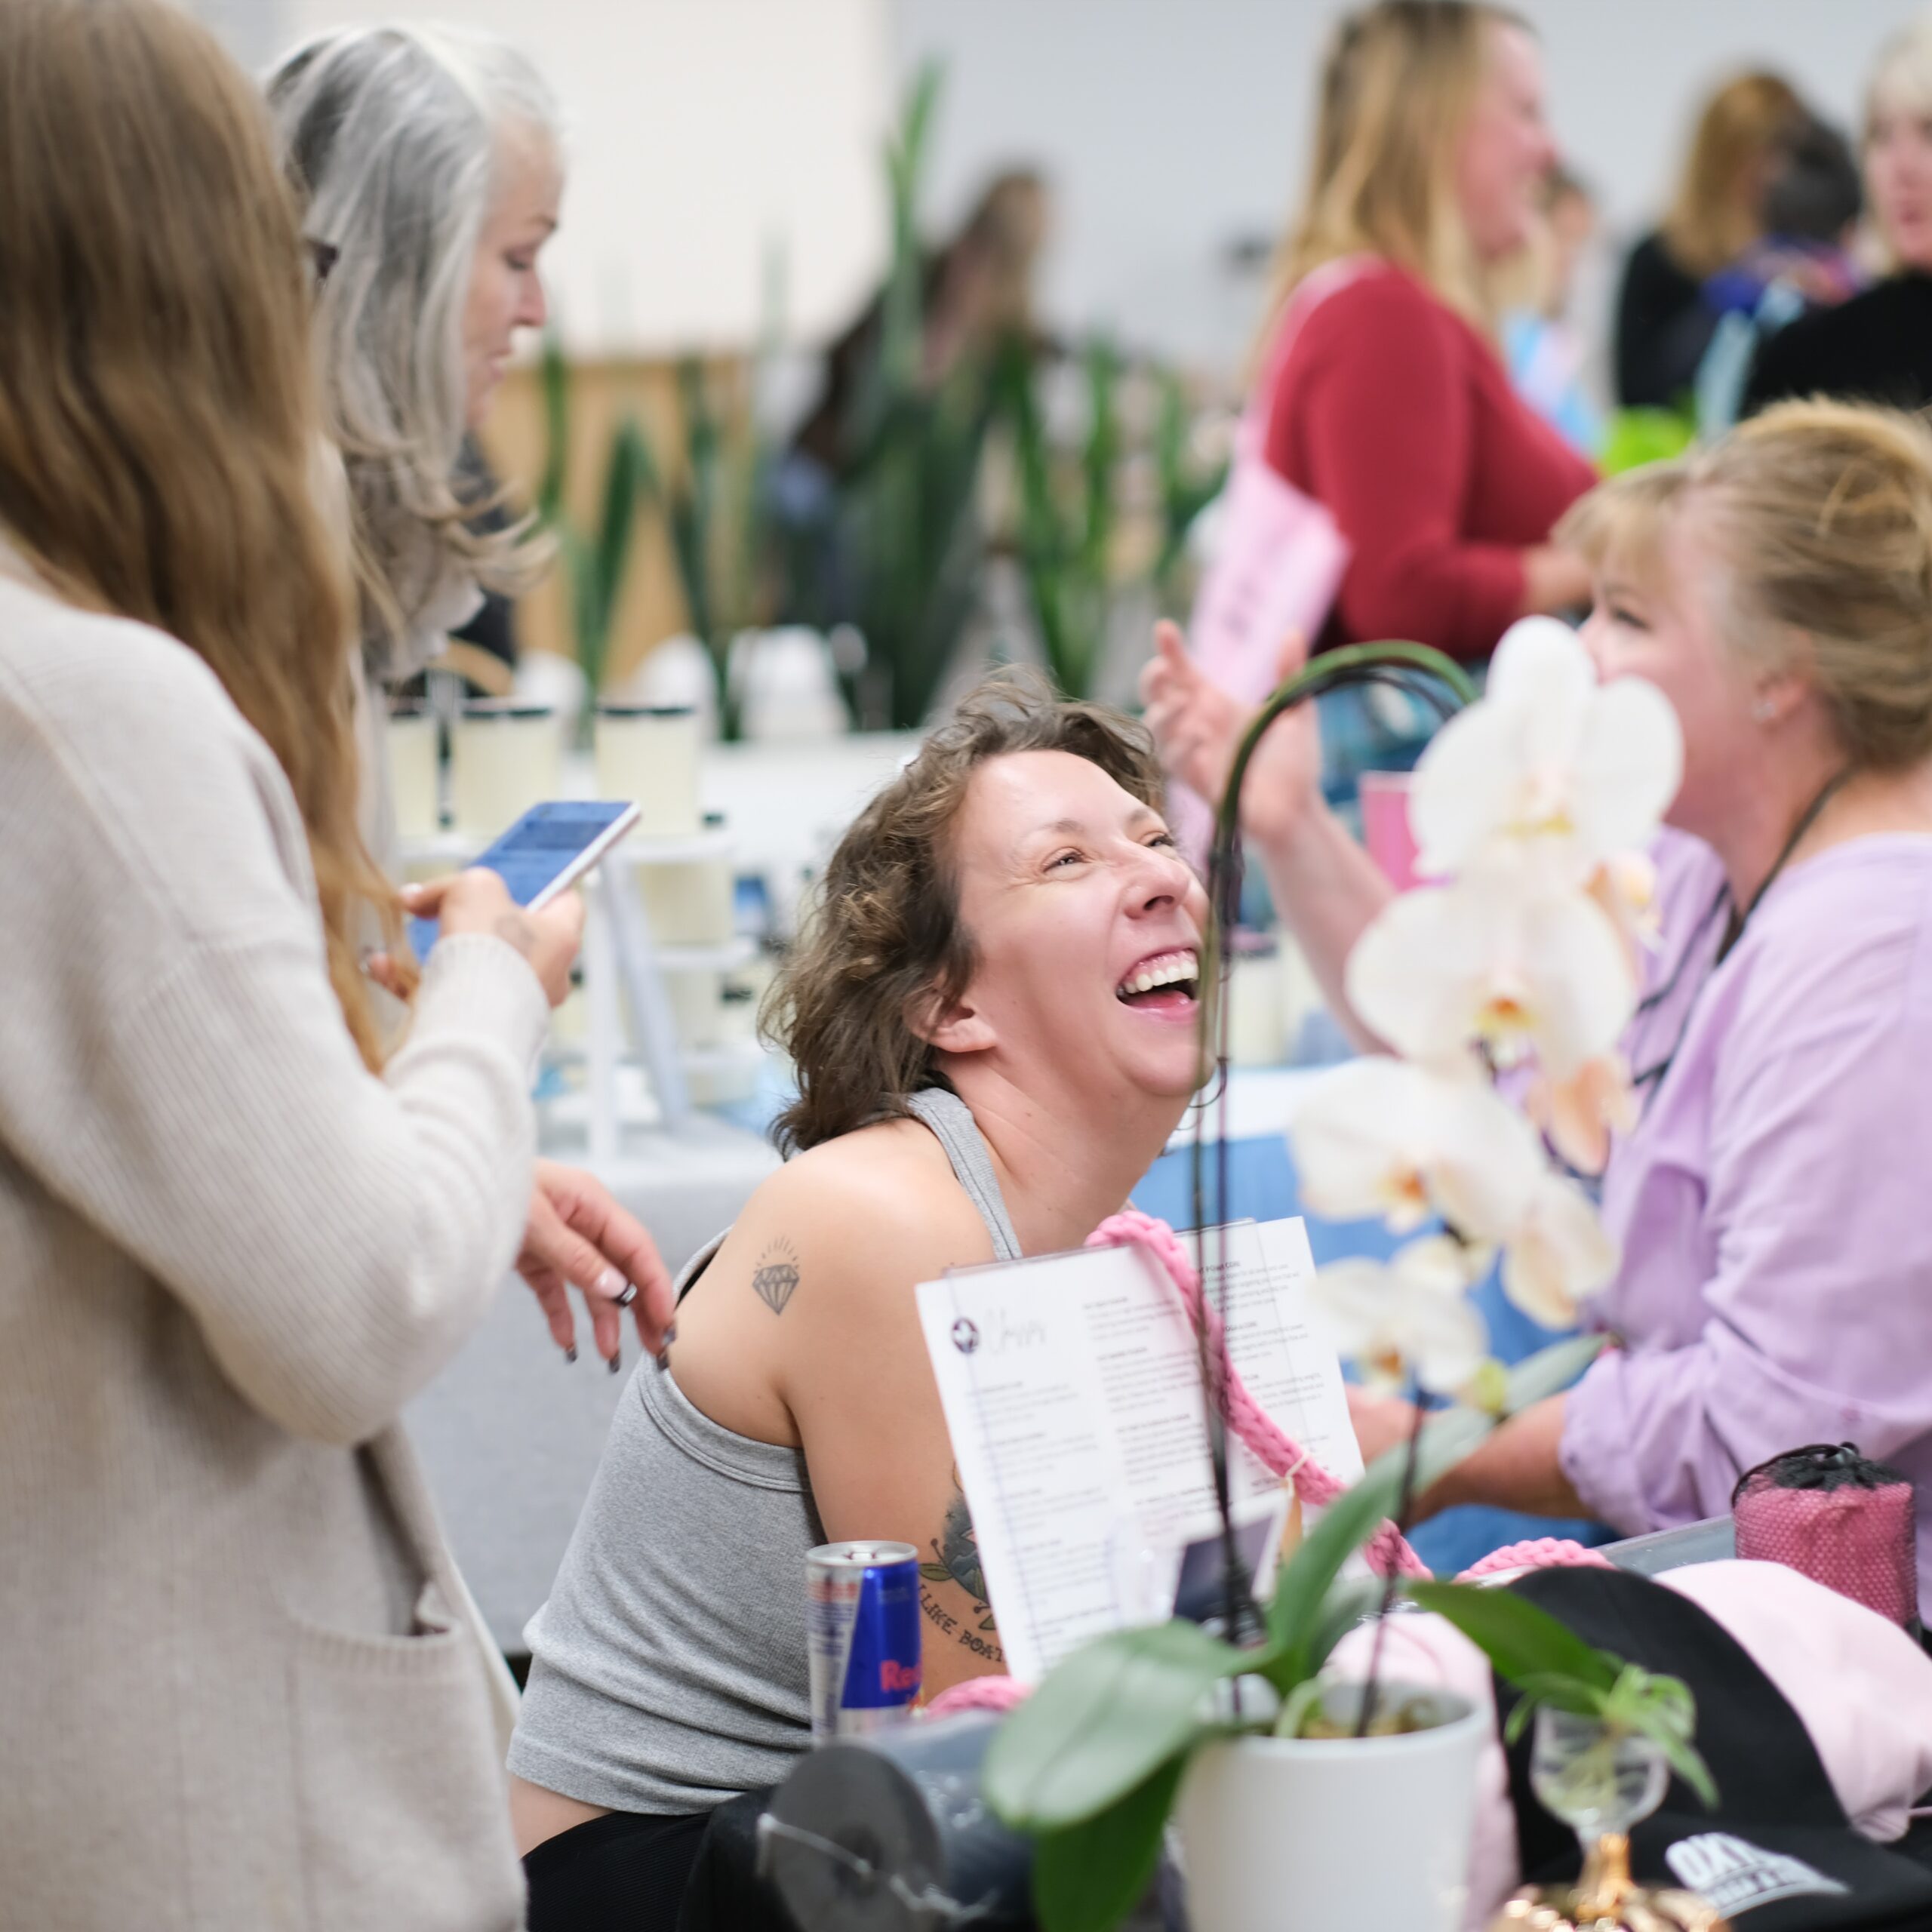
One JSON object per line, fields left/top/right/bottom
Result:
{"left": 1085, "top": 1211, "right": 1426, "bottom": 1579}
{"left": 925, "top": 1675, "right": 1029, "bottom": 1718}
{"left": 1455, "top": 1538, "right": 1615, "bottom": 1582}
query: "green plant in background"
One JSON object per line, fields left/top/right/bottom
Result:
{"left": 1151, "top": 365, "right": 1229, "bottom": 612}
{"left": 822, "top": 62, "right": 1008, "bottom": 730}
{"left": 981, "top": 1338, "right": 1715, "bottom": 1932}
{"left": 1600, "top": 403, "right": 1697, "bottom": 475}
{"left": 1000, "top": 334, "right": 1122, "bottom": 703}
{"left": 536, "top": 331, "right": 650, "bottom": 721}
{"left": 631, "top": 353, "right": 769, "bottom": 740}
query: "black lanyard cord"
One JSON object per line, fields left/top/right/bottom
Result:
{"left": 1630, "top": 767, "right": 1854, "bottom": 1097}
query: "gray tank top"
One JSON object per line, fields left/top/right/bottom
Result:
{"left": 508, "top": 1088, "right": 1019, "bottom": 1815}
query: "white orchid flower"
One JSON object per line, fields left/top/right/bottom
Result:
{"left": 1526, "top": 1051, "right": 1637, "bottom": 1177}
{"left": 1347, "top": 871, "right": 1638, "bottom": 1081}
{"left": 1312, "top": 1237, "right": 1491, "bottom": 1394}
{"left": 1289, "top": 1055, "right": 1546, "bottom": 1242}
{"left": 1501, "top": 1171, "right": 1620, "bottom": 1329}
{"left": 1409, "top": 617, "right": 1682, "bottom": 884}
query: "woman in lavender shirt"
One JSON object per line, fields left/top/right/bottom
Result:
{"left": 1144, "top": 399, "right": 1932, "bottom": 1604}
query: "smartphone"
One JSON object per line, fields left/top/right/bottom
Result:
{"left": 409, "top": 798, "right": 641, "bottom": 958}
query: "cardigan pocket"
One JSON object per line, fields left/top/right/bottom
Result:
{"left": 289, "top": 1586, "right": 525, "bottom": 1932}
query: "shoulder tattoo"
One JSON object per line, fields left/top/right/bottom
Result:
{"left": 750, "top": 1236, "right": 801, "bottom": 1316}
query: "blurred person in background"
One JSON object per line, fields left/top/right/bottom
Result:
{"left": 272, "top": 26, "right": 675, "bottom": 1374}
{"left": 0, "top": 2, "right": 591, "bottom": 1923}
{"left": 1240, "top": 0, "right": 1595, "bottom": 673}
{"left": 1696, "top": 113, "right": 1863, "bottom": 434}
{"left": 1502, "top": 165, "right": 1606, "bottom": 459}
{"left": 1614, "top": 70, "right": 1807, "bottom": 411}
{"left": 1744, "top": 14, "right": 1932, "bottom": 417}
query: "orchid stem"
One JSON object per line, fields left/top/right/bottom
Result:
{"left": 1355, "top": 1380, "right": 1427, "bottom": 1739}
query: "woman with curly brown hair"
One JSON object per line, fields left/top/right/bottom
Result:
{"left": 506, "top": 673, "right": 1208, "bottom": 1927}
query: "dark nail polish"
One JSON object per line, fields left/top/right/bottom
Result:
{"left": 662, "top": 1323, "right": 677, "bottom": 1347}
{"left": 565, "top": 1346, "right": 577, "bottom": 1364}
{"left": 616, "top": 1284, "right": 638, "bottom": 1309}
{"left": 608, "top": 1351, "right": 621, "bottom": 1376}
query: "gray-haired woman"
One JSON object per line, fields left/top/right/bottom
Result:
{"left": 269, "top": 29, "right": 674, "bottom": 1371}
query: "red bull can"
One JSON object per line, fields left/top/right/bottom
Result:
{"left": 806, "top": 1540, "right": 923, "bottom": 1739}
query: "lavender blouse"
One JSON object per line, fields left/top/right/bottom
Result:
{"left": 1562, "top": 828, "right": 1932, "bottom": 1604}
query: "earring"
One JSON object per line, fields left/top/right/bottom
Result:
{"left": 1752, "top": 697, "right": 1777, "bottom": 723}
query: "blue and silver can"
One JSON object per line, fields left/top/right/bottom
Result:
{"left": 806, "top": 1540, "right": 923, "bottom": 1739}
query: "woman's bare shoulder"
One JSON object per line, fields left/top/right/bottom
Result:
{"left": 712, "top": 1117, "right": 995, "bottom": 1313}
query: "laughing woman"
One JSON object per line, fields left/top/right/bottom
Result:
{"left": 506, "top": 675, "right": 1208, "bottom": 1927}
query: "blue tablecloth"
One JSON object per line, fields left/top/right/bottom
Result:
{"left": 1133, "top": 1131, "right": 1610, "bottom": 1576}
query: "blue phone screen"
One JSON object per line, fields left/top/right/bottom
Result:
{"left": 409, "top": 800, "right": 632, "bottom": 959}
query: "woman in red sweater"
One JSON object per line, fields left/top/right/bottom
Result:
{"left": 1251, "top": 1, "right": 1595, "bottom": 664}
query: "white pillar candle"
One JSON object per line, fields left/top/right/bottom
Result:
{"left": 1226, "top": 942, "right": 1286, "bottom": 1068}
{"left": 386, "top": 705, "right": 441, "bottom": 841}
{"left": 663, "top": 969, "right": 725, "bottom": 1051}
{"left": 595, "top": 704, "right": 701, "bottom": 838}
{"left": 450, "top": 701, "right": 560, "bottom": 840}
{"left": 636, "top": 857, "right": 735, "bottom": 947}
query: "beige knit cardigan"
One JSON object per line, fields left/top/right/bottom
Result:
{"left": 0, "top": 565, "right": 547, "bottom": 1930}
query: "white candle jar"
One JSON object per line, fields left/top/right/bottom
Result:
{"left": 637, "top": 858, "right": 735, "bottom": 948}
{"left": 594, "top": 704, "right": 701, "bottom": 838}
{"left": 451, "top": 701, "right": 560, "bottom": 840}
{"left": 386, "top": 704, "right": 441, "bottom": 841}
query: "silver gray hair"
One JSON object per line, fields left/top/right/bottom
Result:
{"left": 268, "top": 24, "right": 562, "bottom": 672}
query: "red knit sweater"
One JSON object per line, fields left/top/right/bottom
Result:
{"left": 1263, "top": 263, "right": 1596, "bottom": 662}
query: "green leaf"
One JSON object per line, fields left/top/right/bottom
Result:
{"left": 1405, "top": 1582, "right": 1620, "bottom": 1699}
{"left": 983, "top": 1620, "right": 1251, "bottom": 1831}
{"left": 1294, "top": 1577, "right": 1386, "bottom": 1684}
{"left": 1031, "top": 1754, "right": 1187, "bottom": 1932}
{"left": 1503, "top": 1334, "right": 1608, "bottom": 1411}
{"left": 1657, "top": 1730, "right": 1721, "bottom": 1811}
{"left": 1266, "top": 1403, "right": 1490, "bottom": 1678}
{"left": 537, "top": 328, "right": 571, "bottom": 528}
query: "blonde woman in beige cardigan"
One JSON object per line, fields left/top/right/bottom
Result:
{"left": 0, "top": 4, "right": 579, "bottom": 1924}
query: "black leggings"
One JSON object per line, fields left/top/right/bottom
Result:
{"left": 522, "top": 1809, "right": 710, "bottom": 1932}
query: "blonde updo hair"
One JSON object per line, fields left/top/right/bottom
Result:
{"left": 1559, "top": 400, "right": 1932, "bottom": 773}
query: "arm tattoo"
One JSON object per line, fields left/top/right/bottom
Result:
{"left": 750, "top": 1236, "right": 801, "bottom": 1315}
{"left": 919, "top": 1478, "right": 1003, "bottom": 1663}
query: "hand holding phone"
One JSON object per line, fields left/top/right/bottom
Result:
{"left": 403, "top": 870, "right": 586, "bottom": 1007}
{"left": 408, "top": 799, "right": 640, "bottom": 964}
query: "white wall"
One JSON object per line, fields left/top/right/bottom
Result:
{"left": 896, "top": 0, "right": 1929, "bottom": 371}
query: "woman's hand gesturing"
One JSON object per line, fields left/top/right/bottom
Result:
{"left": 1139, "top": 621, "right": 1321, "bottom": 844}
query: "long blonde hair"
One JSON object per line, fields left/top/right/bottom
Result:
{"left": 1560, "top": 401, "right": 1932, "bottom": 773}
{"left": 1660, "top": 71, "right": 1805, "bottom": 278}
{"left": 1261, "top": 1, "right": 1523, "bottom": 349}
{"left": 0, "top": 0, "right": 399, "bottom": 1069}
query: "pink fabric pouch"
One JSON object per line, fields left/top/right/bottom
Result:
{"left": 1186, "top": 257, "right": 1370, "bottom": 704}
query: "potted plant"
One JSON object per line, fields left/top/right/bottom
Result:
{"left": 984, "top": 623, "right": 1700, "bottom": 1931}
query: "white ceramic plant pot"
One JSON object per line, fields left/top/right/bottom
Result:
{"left": 1176, "top": 1683, "right": 1486, "bottom": 1932}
